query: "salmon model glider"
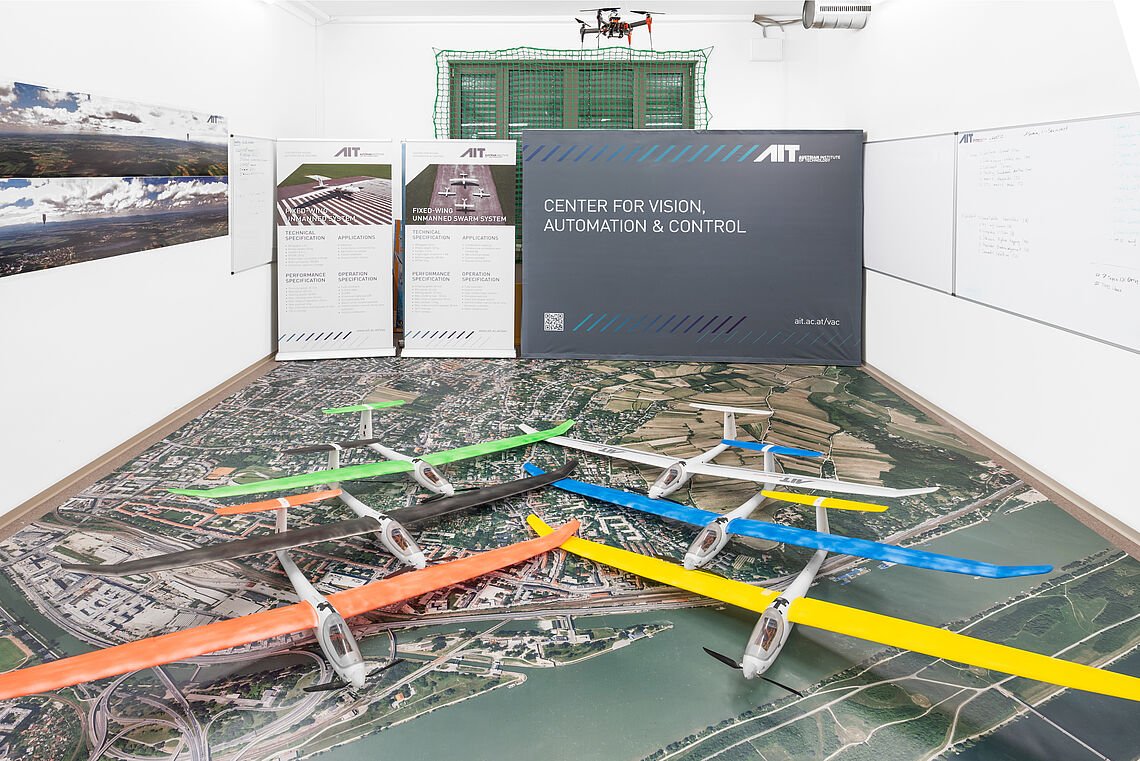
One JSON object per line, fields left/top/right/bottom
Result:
{"left": 523, "top": 463, "right": 1051, "bottom": 578}
{"left": 526, "top": 515, "right": 1140, "bottom": 702}
{"left": 0, "top": 520, "right": 579, "bottom": 700}
{"left": 64, "top": 461, "right": 578, "bottom": 576}
{"left": 168, "top": 404, "right": 574, "bottom": 499}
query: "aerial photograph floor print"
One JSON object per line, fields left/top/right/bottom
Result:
{"left": 0, "top": 358, "right": 1135, "bottom": 761}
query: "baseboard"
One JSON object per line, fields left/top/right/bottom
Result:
{"left": 0, "top": 355, "right": 278, "bottom": 541}
{"left": 863, "top": 363, "right": 1140, "bottom": 559}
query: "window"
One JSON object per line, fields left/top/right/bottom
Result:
{"left": 446, "top": 60, "right": 698, "bottom": 139}
{"left": 435, "top": 49, "right": 709, "bottom": 247}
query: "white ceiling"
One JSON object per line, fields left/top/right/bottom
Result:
{"left": 279, "top": 0, "right": 806, "bottom": 23}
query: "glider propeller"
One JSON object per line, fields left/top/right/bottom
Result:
{"left": 526, "top": 515, "right": 1140, "bottom": 702}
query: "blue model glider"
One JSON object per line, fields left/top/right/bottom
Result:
{"left": 523, "top": 463, "right": 1052, "bottom": 579}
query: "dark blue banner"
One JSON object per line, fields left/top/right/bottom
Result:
{"left": 520, "top": 129, "right": 863, "bottom": 364}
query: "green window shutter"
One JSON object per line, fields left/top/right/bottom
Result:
{"left": 507, "top": 67, "right": 563, "bottom": 140}
{"left": 578, "top": 67, "right": 635, "bottom": 130}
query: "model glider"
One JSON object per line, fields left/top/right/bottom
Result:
{"left": 168, "top": 419, "right": 574, "bottom": 499}
{"left": 522, "top": 402, "right": 937, "bottom": 500}
{"left": 438, "top": 187, "right": 456, "bottom": 197}
{"left": 455, "top": 199, "right": 475, "bottom": 212}
{"left": 66, "top": 462, "right": 577, "bottom": 576}
{"left": 523, "top": 464, "right": 1050, "bottom": 578}
{"left": 0, "top": 520, "right": 579, "bottom": 701}
{"left": 450, "top": 171, "right": 480, "bottom": 186}
{"left": 526, "top": 515, "right": 1140, "bottom": 702}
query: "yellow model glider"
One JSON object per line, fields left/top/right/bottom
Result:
{"left": 527, "top": 514, "right": 1140, "bottom": 702}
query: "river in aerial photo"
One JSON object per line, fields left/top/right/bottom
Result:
{"left": 319, "top": 499, "right": 1139, "bottom": 761}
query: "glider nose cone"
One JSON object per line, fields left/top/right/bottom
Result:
{"left": 683, "top": 552, "right": 700, "bottom": 570}
{"left": 740, "top": 654, "right": 765, "bottom": 680}
{"left": 408, "top": 551, "right": 427, "bottom": 570}
{"left": 648, "top": 486, "right": 664, "bottom": 500}
{"left": 345, "top": 663, "right": 368, "bottom": 691}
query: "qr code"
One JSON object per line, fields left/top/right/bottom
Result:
{"left": 543, "top": 312, "right": 565, "bottom": 332}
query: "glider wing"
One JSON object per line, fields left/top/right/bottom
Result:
{"left": 0, "top": 603, "right": 319, "bottom": 701}
{"left": 788, "top": 597, "right": 1140, "bottom": 702}
{"left": 685, "top": 461, "right": 939, "bottom": 498}
{"left": 725, "top": 518, "right": 1052, "bottom": 578}
{"left": 519, "top": 424, "right": 678, "bottom": 469}
{"left": 169, "top": 421, "right": 575, "bottom": 499}
{"left": 0, "top": 521, "right": 579, "bottom": 701}
{"left": 526, "top": 515, "right": 1139, "bottom": 702}
{"left": 522, "top": 463, "right": 716, "bottom": 526}
{"left": 59, "top": 517, "right": 384, "bottom": 577}
{"left": 168, "top": 459, "right": 413, "bottom": 499}
{"left": 330, "top": 519, "right": 578, "bottom": 618}
{"left": 421, "top": 420, "right": 575, "bottom": 466}
{"left": 389, "top": 460, "right": 578, "bottom": 526}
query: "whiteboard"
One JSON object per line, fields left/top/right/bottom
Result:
{"left": 228, "top": 135, "right": 276, "bottom": 273}
{"left": 955, "top": 115, "right": 1140, "bottom": 351}
{"left": 864, "top": 134, "right": 956, "bottom": 293}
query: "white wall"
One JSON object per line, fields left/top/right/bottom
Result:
{"left": 317, "top": 16, "right": 787, "bottom": 138}
{"left": 0, "top": 1, "right": 318, "bottom": 514}
{"left": 779, "top": 0, "right": 1140, "bottom": 140}
{"left": 778, "top": 1, "right": 1140, "bottom": 529}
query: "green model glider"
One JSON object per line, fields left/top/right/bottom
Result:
{"left": 169, "top": 420, "right": 575, "bottom": 499}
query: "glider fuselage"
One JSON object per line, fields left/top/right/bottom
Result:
{"left": 741, "top": 505, "right": 829, "bottom": 678}
{"left": 276, "top": 549, "right": 367, "bottom": 690}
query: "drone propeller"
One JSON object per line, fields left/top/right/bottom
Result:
{"left": 630, "top": 9, "right": 665, "bottom": 14}
{"left": 303, "top": 677, "right": 348, "bottom": 693}
{"left": 701, "top": 648, "right": 805, "bottom": 697}
{"left": 576, "top": 17, "right": 589, "bottom": 24}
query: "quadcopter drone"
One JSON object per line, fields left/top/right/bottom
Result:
{"left": 576, "top": 8, "right": 662, "bottom": 48}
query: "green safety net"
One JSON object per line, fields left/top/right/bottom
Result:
{"left": 433, "top": 46, "right": 711, "bottom": 247}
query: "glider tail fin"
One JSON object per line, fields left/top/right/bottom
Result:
{"left": 213, "top": 489, "right": 342, "bottom": 516}
{"left": 761, "top": 490, "right": 889, "bottom": 513}
{"left": 689, "top": 403, "right": 773, "bottom": 440}
{"left": 322, "top": 400, "right": 407, "bottom": 439}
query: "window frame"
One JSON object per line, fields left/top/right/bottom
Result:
{"left": 447, "top": 60, "right": 696, "bottom": 138}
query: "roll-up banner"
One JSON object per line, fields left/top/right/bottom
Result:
{"left": 520, "top": 130, "right": 864, "bottom": 364}
{"left": 402, "top": 140, "right": 517, "bottom": 357}
{"left": 275, "top": 139, "right": 398, "bottom": 360}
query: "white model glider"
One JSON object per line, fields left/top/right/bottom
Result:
{"left": 522, "top": 402, "right": 937, "bottom": 500}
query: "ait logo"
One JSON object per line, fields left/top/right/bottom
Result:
{"left": 754, "top": 144, "right": 800, "bottom": 163}
{"left": 959, "top": 133, "right": 974, "bottom": 144}
{"left": 334, "top": 146, "right": 360, "bottom": 157}
{"left": 460, "top": 147, "right": 486, "bottom": 158}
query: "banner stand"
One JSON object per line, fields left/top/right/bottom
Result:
{"left": 402, "top": 139, "right": 518, "bottom": 358}
{"left": 275, "top": 138, "right": 399, "bottom": 360}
